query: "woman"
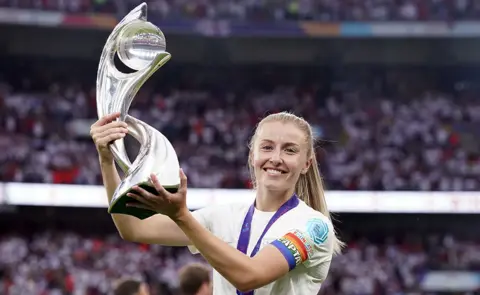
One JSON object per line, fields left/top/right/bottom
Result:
{"left": 90, "top": 111, "right": 343, "bottom": 295}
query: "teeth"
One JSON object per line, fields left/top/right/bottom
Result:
{"left": 266, "top": 169, "right": 282, "bottom": 175}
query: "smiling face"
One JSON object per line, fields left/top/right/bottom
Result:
{"left": 251, "top": 120, "right": 312, "bottom": 194}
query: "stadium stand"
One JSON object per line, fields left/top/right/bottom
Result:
{"left": 1, "top": 1, "right": 480, "bottom": 295}
{"left": 1, "top": 0, "right": 479, "bottom": 22}
{"left": 1, "top": 210, "right": 480, "bottom": 295}
{"left": 0, "top": 62, "right": 479, "bottom": 191}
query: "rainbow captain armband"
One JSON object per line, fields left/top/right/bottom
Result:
{"left": 271, "top": 230, "right": 313, "bottom": 270}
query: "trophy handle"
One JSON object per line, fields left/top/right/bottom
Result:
{"left": 98, "top": 51, "right": 171, "bottom": 173}
{"left": 109, "top": 114, "right": 180, "bottom": 219}
{"left": 124, "top": 115, "right": 168, "bottom": 171}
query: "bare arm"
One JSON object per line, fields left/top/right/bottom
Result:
{"left": 92, "top": 113, "right": 190, "bottom": 246}
{"left": 174, "top": 210, "right": 290, "bottom": 292}
{"left": 99, "top": 158, "right": 190, "bottom": 246}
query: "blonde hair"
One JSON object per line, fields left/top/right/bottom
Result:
{"left": 248, "top": 112, "right": 344, "bottom": 255}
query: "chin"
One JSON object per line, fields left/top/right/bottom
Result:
{"left": 261, "top": 178, "right": 288, "bottom": 192}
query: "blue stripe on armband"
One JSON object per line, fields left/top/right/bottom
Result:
{"left": 271, "top": 240, "right": 297, "bottom": 270}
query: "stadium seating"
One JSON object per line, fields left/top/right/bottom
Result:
{"left": 0, "top": 65, "right": 478, "bottom": 191}
{"left": 0, "top": 0, "right": 477, "bottom": 22}
{"left": 1, "top": 230, "right": 479, "bottom": 294}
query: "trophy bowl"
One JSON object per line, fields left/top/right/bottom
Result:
{"left": 117, "top": 20, "right": 166, "bottom": 71}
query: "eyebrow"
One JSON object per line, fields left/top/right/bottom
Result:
{"left": 259, "top": 139, "right": 301, "bottom": 147}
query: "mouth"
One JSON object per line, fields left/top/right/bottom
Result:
{"left": 263, "top": 168, "right": 287, "bottom": 175}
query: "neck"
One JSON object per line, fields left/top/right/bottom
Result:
{"left": 255, "top": 187, "right": 295, "bottom": 212}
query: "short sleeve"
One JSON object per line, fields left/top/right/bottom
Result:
{"left": 188, "top": 206, "right": 215, "bottom": 254}
{"left": 191, "top": 206, "right": 214, "bottom": 231}
{"left": 270, "top": 217, "right": 334, "bottom": 271}
{"left": 188, "top": 203, "right": 239, "bottom": 254}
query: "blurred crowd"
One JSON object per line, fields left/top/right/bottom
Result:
{"left": 1, "top": 231, "right": 479, "bottom": 295}
{"left": 1, "top": 0, "right": 480, "bottom": 22}
{"left": 0, "top": 231, "right": 202, "bottom": 295}
{"left": 0, "top": 64, "right": 479, "bottom": 191}
{"left": 322, "top": 233, "right": 480, "bottom": 295}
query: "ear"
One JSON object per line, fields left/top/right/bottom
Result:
{"left": 301, "top": 158, "right": 312, "bottom": 174}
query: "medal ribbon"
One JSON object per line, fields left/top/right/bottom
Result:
{"left": 235, "top": 194, "right": 299, "bottom": 295}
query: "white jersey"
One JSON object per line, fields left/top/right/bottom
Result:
{"left": 189, "top": 200, "right": 334, "bottom": 295}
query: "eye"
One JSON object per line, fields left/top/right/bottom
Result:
{"left": 285, "top": 147, "right": 297, "bottom": 154}
{"left": 261, "top": 145, "right": 273, "bottom": 151}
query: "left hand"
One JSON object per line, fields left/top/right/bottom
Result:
{"left": 126, "top": 169, "right": 189, "bottom": 220}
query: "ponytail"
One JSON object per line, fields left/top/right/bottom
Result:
{"left": 296, "top": 156, "right": 344, "bottom": 255}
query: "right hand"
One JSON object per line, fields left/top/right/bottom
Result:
{"left": 90, "top": 112, "right": 128, "bottom": 163}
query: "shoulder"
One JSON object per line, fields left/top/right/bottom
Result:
{"left": 289, "top": 201, "right": 333, "bottom": 237}
{"left": 193, "top": 202, "right": 250, "bottom": 215}
{"left": 274, "top": 201, "right": 334, "bottom": 265}
{"left": 191, "top": 201, "right": 250, "bottom": 231}
{"left": 188, "top": 202, "right": 250, "bottom": 254}
{"left": 193, "top": 201, "right": 250, "bottom": 218}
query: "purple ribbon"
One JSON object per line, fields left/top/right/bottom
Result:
{"left": 236, "top": 194, "right": 299, "bottom": 295}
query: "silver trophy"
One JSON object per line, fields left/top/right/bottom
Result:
{"left": 96, "top": 2, "right": 180, "bottom": 219}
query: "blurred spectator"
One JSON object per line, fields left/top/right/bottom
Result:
{"left": 0, "top": 64, "right": 479, "bottom": 191}
{"left": 114, "top": 278, "right": 151, "bottom": 295}
{"left": 2, "top": 0, "right": 480, "bottom": 22}
{"left": 178, "top": 263, "right": 211, "bottom": 295}
{"left": 0, "top": 231, "right": 204, "bottom": 295}
{"left": 1, "top": 231, "right": 479, "bottom": 294}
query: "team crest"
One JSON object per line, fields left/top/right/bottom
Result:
{"left": 306, "top": 218, "right": 329, "bottom": 245}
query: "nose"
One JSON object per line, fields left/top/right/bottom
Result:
{"left": 269, "top": 148, "right": 282, "bottom": 165}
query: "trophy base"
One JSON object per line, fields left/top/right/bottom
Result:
{"left": 108, "top": 182, "right": 179, "bottom": 220}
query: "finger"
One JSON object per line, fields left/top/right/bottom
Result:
{"left": 126, "top": 202, "right": 155, "bottom": 211}
{"left": 94, "top": 125, "right": 128, "bottom": 145}
{"left": 96, "top": 132, "right": 126, "bottom": 146}
{"left": 149, "top": 174, "right": 170, "bottom": 197}
{"left": 94, "top": 121, "right": 128, "bottom": 134}
{"left": 92, "top": 112, "right": 121, "bottom": 127}
{"left": 96, "top": 126, "right": 128, "bottom": 139}
{"left": 90, "top": 119, "right": 127, "bottom": 138}
{"left": 132, "top": 185, "right": 166, "bottom": 202}
{"left": 127, "top": 192, "right": 155, "bottom": 207}
{"left": 178, "top": 168, "right": 188, "bottom": 193}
